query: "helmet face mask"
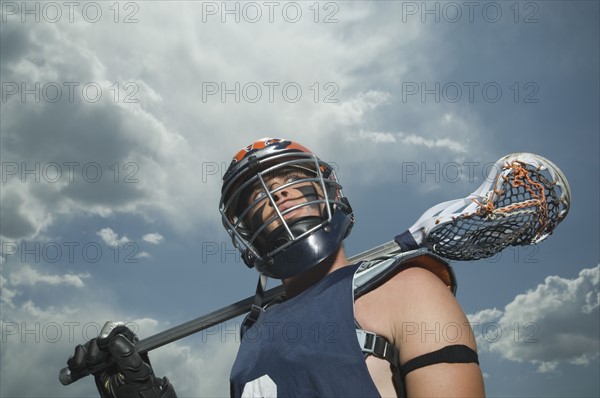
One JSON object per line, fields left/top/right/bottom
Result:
{"left": 220, "top": 138, "right": 353, "bottom": 279}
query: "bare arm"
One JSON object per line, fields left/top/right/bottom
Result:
{"left": 357, "top": 266, "right": 485, "bottom": 397}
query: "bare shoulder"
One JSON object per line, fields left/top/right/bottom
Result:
{"left": 354, "top": 264, "right": 485, "bottom": 397}
{"left": 387, "top": 266, "right": 460, "bottom": 317}
{"left": 356, "top": 265, "right": 477, "bottom": 360}
{"left": 386, "top": 264, "right": 452, "bottom": 295}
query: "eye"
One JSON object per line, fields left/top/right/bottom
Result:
{"left": 285, "top": 173, "right": 304, "bottom": 184}
{"left": 252, "top": 190, "right": 267, "bottom": 202}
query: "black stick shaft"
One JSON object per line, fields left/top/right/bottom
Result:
{"left": 59, "top": 284, "right": 286, "bottom": 385}
{"left": 137, "top": 284, "right": 286, "bottom": 353}
{"left": 59, "top": 239, "right": 400, "bottom": 386}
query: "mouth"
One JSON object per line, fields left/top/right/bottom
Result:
{"left": 278, "top": 201, "right": 303, "bottom": 220}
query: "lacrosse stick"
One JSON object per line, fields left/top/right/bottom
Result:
{"left": 60, "top": 152, "right": 570, "bottom": 386}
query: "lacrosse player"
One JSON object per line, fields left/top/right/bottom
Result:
{"left": 67, "top": 138, "right": 485, "bottom": 397}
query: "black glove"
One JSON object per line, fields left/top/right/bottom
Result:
{"left": 67, "top": 321, "right": 177, "bottom": 398}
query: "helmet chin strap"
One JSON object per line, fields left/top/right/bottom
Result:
{"left": 241, "top": 216, "right": 325, "bottom": 335}
{"left": 263, "top": 182, "right": 325, "bottom": 245}
{"left": 257, "top": 210, "right": 352, "bottom": 279}
{"left": 264, "top": 216, "right": 324, "bottom": 251}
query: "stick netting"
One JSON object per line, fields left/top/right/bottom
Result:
{"left": 425, "top": 160, "right": 566, "bottom": 261}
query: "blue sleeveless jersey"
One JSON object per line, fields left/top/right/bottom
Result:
{"left": 230, "top": 264, "right": 380, "bottom": 397}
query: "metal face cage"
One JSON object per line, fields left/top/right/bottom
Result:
{"left": 220, "top": 151, "right": 351, "bottom": 276}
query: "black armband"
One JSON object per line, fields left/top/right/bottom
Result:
{"left": 401, "top": 344, "right": 479, "bottom": 378}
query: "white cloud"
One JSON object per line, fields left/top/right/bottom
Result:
{"left": 354, "top": 130, "right": 397, "bottom": 144}
{"left": 0, "top": 274, "right": 18, "bottom": 307}
{"left": 150, "top": 330, "right": 239, "bottom": 397}
{"left": 468, "top": 307, "right": 503, "bottom": 325}
{"left": 9, "top": 264, "right": 89, "bottom": 288}
{"left": 333, "top": 90, "right": 392, "bottom": 127}
{"left": 348, "top": 129, "right": 467, "bottom": 153}
{"left": 137, "top": 251, "right": 151, "bottom": 259}
{"left": 96, "top": 228, "right": 129, "bottom": 246}
{"left": 0, "top": 269, "right": 235, "bottom": 397}
{"left": 142, "top": 233, "right": 164, "bottom": 245}
{"left": 0, "top": 2, "right": 458, "bottom": 241}
{"left": 398, "top": 132, "right": 467, "bottom": 153}
{"left": 0, "top": 184, "right": 54, "bottom": 241}
{"left": 469, "top": 265, "right": 600, "bottom": 373}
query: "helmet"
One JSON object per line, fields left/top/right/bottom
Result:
{"left": 220, "top": 138, "right": 354, "bottom": 279}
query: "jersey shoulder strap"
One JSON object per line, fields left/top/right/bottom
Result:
{"left": 353, "top": 247, "right": 456, "bottom": 300}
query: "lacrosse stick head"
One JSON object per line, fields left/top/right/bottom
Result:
{"left": 220, "top": 138, "right": 354, "bottom": 279}
{"left": 417, "top": 153, "right": 571, "bottom": 261}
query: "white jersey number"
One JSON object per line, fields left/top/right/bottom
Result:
{"left": 241, "top": 374, "right": 277, "bottom": 397}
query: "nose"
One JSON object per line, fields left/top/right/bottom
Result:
{"left": 271, "top": 186, "right": 290, "bottom": 205}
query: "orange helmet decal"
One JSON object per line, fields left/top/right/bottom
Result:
{"left": 230, "top": 138, "right": 312, "bottom": 165}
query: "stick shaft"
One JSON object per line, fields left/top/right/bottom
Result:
{"left": 60, "top": 239, "right": 400, "bottom": 385}
{"left": 137, "top": 284, "right": 286, "bottom": 353}
{"left": 137, "top": 239, "right": 398, "bottom": 352}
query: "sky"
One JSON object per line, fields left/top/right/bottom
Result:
{"left": 0, "top": 1, "right": 598, "bottom": 397}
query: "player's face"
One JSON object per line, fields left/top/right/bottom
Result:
{"left": 245, "top": 168, "right": 324, "bottom": 234}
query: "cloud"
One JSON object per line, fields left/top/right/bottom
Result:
{"left": 0, "top": 267, "right": 236, "bottom": 397}
{"left": 137, "top": 251, "right": 151, "bottom": 259}
{"left": 0, "top": 274, "right": 19, "bottom": 308}
{"left": 469, "top": 265, "right": 600, "bottom": 373}
{"left": 352, "top": 130, "right": 397, "bottom": 144}
{"left": 142, "top": 233, "right": 164, "bottom": 245}
{"left": 150, "top": 328, "right": 239, "bottom": 397}
{"left": 0, "top": 301, "right": 230, "bottom": 397}
{"left": 96, "top": 228, "right": 130, "bottom": 246}
{"left": 397, "top": 132, "right": 467, "bottom": 153}
{"left": 331, "top": 90, "right": 392, "bottom": 127}
{"left": 9, "top": 264, "right": 89, "bottom": 288}
{"left": 0, "top": 185, "right": 54, "bottom": 241}
{"left": 0, "top": 2, "right": 486, "bottom": 242}
{"left": 348, "top": 129, "right": 467, "bottom": 153}
{"left": 1, "top": 18, "right": 197, "bottom": 240}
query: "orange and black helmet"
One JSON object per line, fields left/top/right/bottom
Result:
{"left": 220, "top": 138, "right": 354, "bottom": 279}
